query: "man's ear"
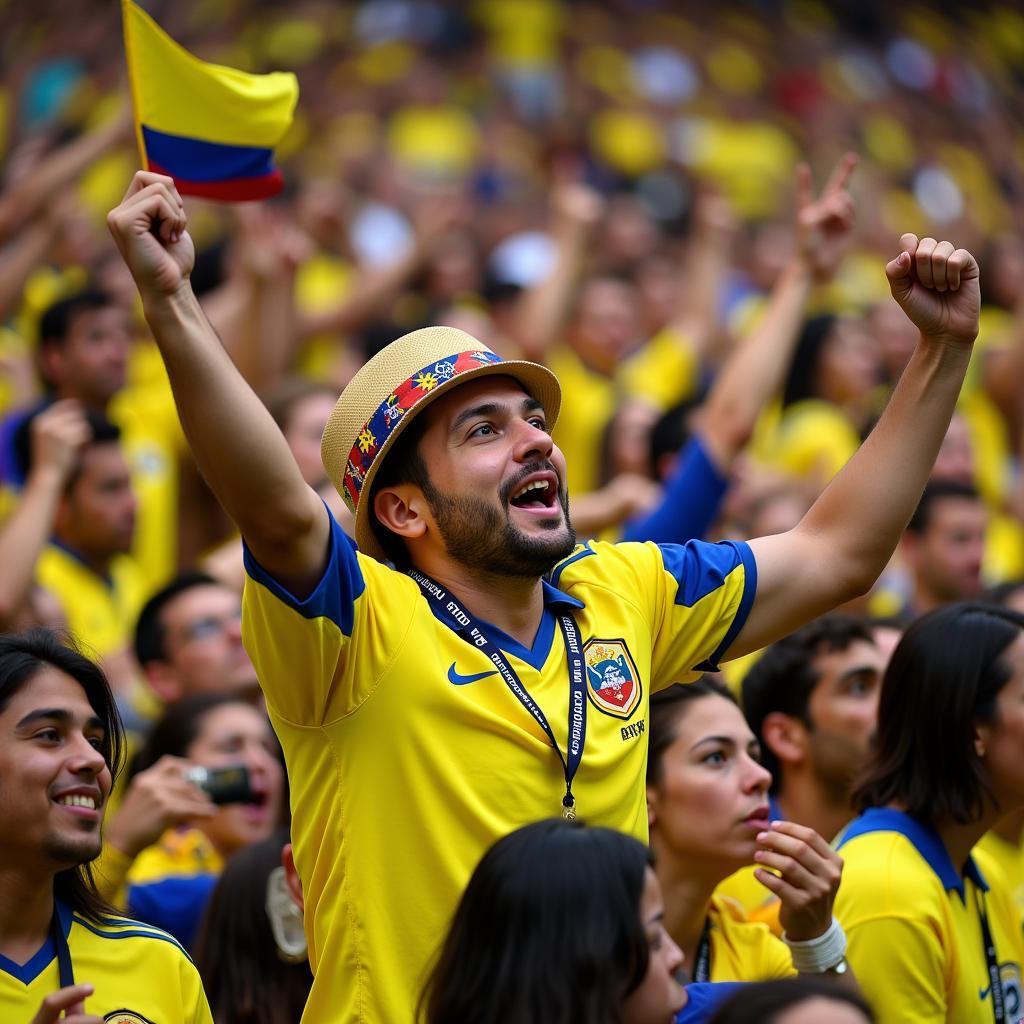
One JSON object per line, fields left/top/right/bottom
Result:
{"left": 142, "top": 661, "right": 183, "bottom": 705}
{"left": 373, "top": 485, "right": 428, "bottom": 541}
{"left": 761, "top": 712, "right": 809, "bottom": 768}
{"left": 646, "top": 784, "right": 658, "bottom": 830}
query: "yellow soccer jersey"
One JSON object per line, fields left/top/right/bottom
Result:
{"left": 714, "top": 865, "right": 783, "bottom": 937}
{"left": 836, "top": 808, "right": 1024, "bottom": 1024}
{"left": 241, "top": 515, "right": 756, "bottom": 1023}
{"left": 976, "top": 829, "right": 1024, "bottom": 931}
{"left": 706, "top": 894, "right": 794, "bottom": 982}
{"left": 35, "top": 543, "right": 147, "bottom": 662}
{"left": 0, "top": 899, "right": 212, "bottom": 1023}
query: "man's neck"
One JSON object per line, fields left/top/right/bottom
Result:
{"left": 413, "top": 560, "right": 546, "bottom": 648}
{"left": 937, "top": 810, "right": 1001, "bottom": 880}
{"left": 0, "top": 866, "right": 56, "bottom": 965}
{"left": 991, "top": 807, "right": 1024, "bottom": 846}
{"left": 53, "top": 537, "right": 112, "bottom": 580}
{"left": 775, "top": 778, "right": 853, "bottom": 844}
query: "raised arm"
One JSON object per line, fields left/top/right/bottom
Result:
{"left": 726, "top": 233, "right": 980, "bottom": 658}
{"left": 107, "top": 172, "right": 327, "bottom": 595}
{"left": 696, "top": 154, "right": 857, "bottom": 471}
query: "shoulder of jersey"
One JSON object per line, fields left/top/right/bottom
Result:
{"left": 73, "top": 912, "right": 195, "bottom": 962}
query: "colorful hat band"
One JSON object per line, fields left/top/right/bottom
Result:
{"left": 343, "top": 349, "right": 505, "bottom": 508}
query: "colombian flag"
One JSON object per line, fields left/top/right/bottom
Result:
{"left": 122, "top": 0, "right": 298, "bottom": 201}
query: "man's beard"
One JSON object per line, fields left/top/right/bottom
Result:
{"left": 808, "top": 729, "right": 874, "bottom": 806}
{"left": 43, "top": 828, "right": 102, "bottom": 867}
{"left": 422, "top": 467, "right": 576, "bottom": 580}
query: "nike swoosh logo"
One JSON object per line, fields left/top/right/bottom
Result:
{"left": 448, "top": 663, "right": 498, "bottom": 686}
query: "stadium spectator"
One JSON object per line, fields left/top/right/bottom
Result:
{"left": 12, "top": 407, "right": 144, "bottom": 700}
{"left": 132, "top": 572, "right": 259, "bottom": 705}
{"left": 646, "top": 680, "right": 848, "bottom": 982}
{"left": 718, "top": 616, "right": 883, "bottom": 924}
{"left": 420, "top": 818, "right": 687, "bottom": 1024}
{"left": 108, "top": 165, "right": 977, "bottom": 1021}
{"left": 194, "top": 828, "right": 312, "bottom": 1024}
{"left": 708, "top": 977, "right": 874, "bottom": 1024}
{"left": 0, "top": 629, "right": 211, "bottom": 1021}
{"left": 835, "top": 603, "right": 1024, "bottom": 1022}
{"left": 96, "top": 693, "right": 284, "bottom": 950}
{"left": 901, "top": 480, "right": 988, "bottom": 615}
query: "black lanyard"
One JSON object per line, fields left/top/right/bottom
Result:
{"left": 692, "top": 917, "right": 712, "bottom": 983}
{"left": 408, "top": 568, "right": 587, "bottom": 818}
{"left": 977, "top": 890, "right": 1007, "bottom": 1024}
{"left": 52, "top": 902, "right": 74, "bottom": 988}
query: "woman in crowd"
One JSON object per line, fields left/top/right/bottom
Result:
{"left": 709, "top": 977, "right": 874, "bottom": 1024}
{"left": 194, "top": 827, "right": 312, "bottom": 1024}
{"left": 420, "top": 817, "right": 687, "bottom": 1024}
{"left": 647, "top": 679, "right": 849, "bottom": 982}
{"left": 101, "top": 692, "right": 285, "bottom": 948}
{"left": 834, "top": 603, "right": 1024, "bottom": 1022}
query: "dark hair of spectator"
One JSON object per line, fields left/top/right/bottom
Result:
{"left": 906, "top": 480, "right": 981, "bottom": 535}
{"left": 131, "top": 692, "right": 249, "bottom": 777}
{"left": 853, "top": 603, "right": 1024, "bottom": 824}
{"left": 194, "top": 828, "right": 312, "bottom": 1024}
{"left": 133, "top": 570, "right": 222, "bottom": 667}
{"left": 37, "top": 289, "right": 113, "bottom": 348}
{"left": 420, "top": 818, "right": 653, "bottom": 1024}
{"left": 648, "top": 394, "right": 702, "bottom": 479}
{"left": 781, "top": 314, "right": 837, "bottom": 408}
{"left": 742, "top": 615, "right": 875, "bottom": 791}
{"left": 984, "top": 579, "right": 1024, "bottom": 609}
{"left": 264, "top": 377, "right": 337, "bottom": 434}
{"left": 708, "top": 976, "right": 875, "bottom": 1024}
{"left": 647, "top": 677, "right": 738, "bottom": 787}
{"left": 367, "top": 411, "right": 432, "bottom": 567}
{"left": 13, "top": 405, "right": 121, "bottom": 486}
{"left": 0, "top": 629, "right": 124, "bottom": 923}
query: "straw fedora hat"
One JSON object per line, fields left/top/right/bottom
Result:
{"left": 321, "top": 325, "right": 561, "bottom": 562}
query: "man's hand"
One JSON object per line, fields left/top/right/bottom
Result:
{"left": 886, "top": 233, "right": 980, "bottom": 345}
{"left": 794, "top": 152, "right": 857, "bottom": 282}
{"left": 30, "top": 400, "right": 90, "bottom": 482}
{"left": 753, "top": 820, "right": 842, "bottom": 942}
{"left": 103, "top": 755, "right": 216, "bottom": 859}
{"left": 106, "top": 171, "right": 194, "bottom": 298}
{"left": 29, "top": 985, "right": 101, "bottom": 1024}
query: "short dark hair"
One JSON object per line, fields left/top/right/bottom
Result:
{"left": 37, "top": 289, "right": 113, "bottom": 348}
{"left": 420, "top": 818, "right": 653, "bottom": 1024}
{"left": 131, "top": 692, "right": 247, "bottom": 776}
{"left": 133, "top": 570, "right": 221, "bottom": 667}
{"left": 708, "top": 976, "right": 874, "bottom": 1024}
{"left": 12, "top": 405, "right": 121, "bottom": 485}
{"left": 648, "top": 395, "right": 702, "bottom": 478}
{"left": 907, "top": 480, "right": 981, "bottom": 535}
{"left": 741, "top": 615, "right": 874, "bottom": 791}
{"left": 194, "top": 828, "right": 312, "bottom": 1023}
{"left": 853, "top": 602, "right": 1024, "bottom": 823}
{"left": 367, "top": 412, "right": 431, "bottom": 567}
{"left": 0, "top": 629, "right": 124, "bottom": 923}
{"left": 647, "top": 677, "right": 738, "bottom": 787}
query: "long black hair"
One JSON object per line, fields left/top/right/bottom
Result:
{"left": 854, "top": 603, "right": 1024, "bottom": 824}
{"left": 420, "top": 818, "right": 653, "bottom": 1024}
{"left": 0, "top": 629, "right": 124, "bottom": 923}
{"left": 193, "top": 828, "right": 312, "bottom": 1024}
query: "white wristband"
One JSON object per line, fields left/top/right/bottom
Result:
{"left": 782, "top": 918, "right": 847, "bottom": 973}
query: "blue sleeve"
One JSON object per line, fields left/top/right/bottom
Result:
{"left": 621, "top": 434, "right": 728, "bottom": 545}
{"left": 676, "top": 982, "right": 748, "bottom": 1022}
{"left": 242, "top": 503, "right": 364, "bottom": 636}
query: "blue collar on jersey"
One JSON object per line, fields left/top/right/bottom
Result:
{"left": 424, "top": 577, "right": 585, "bottom": 671}
{"left": 0, "top": 898, "right": 72, "bottom": 985}
{"left": 50, "top": 538, "right": 115, "bottom": 588}
{"left": 836, "top": 807, "right": 988, "bottom": 901}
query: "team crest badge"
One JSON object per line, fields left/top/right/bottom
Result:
{"left": 104, "top": 1012, "right": 155, "bottom": 1024}
{"left": 584, "top": 638, "right": 641, "bottom": 719}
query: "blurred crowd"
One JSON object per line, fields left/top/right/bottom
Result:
{"left": 3, "top": 0, "right": 1024, "bottom": 1022}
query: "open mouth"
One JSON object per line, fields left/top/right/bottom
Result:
{"left": 508, "top": 475, "right": 559, "bottom": 512}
